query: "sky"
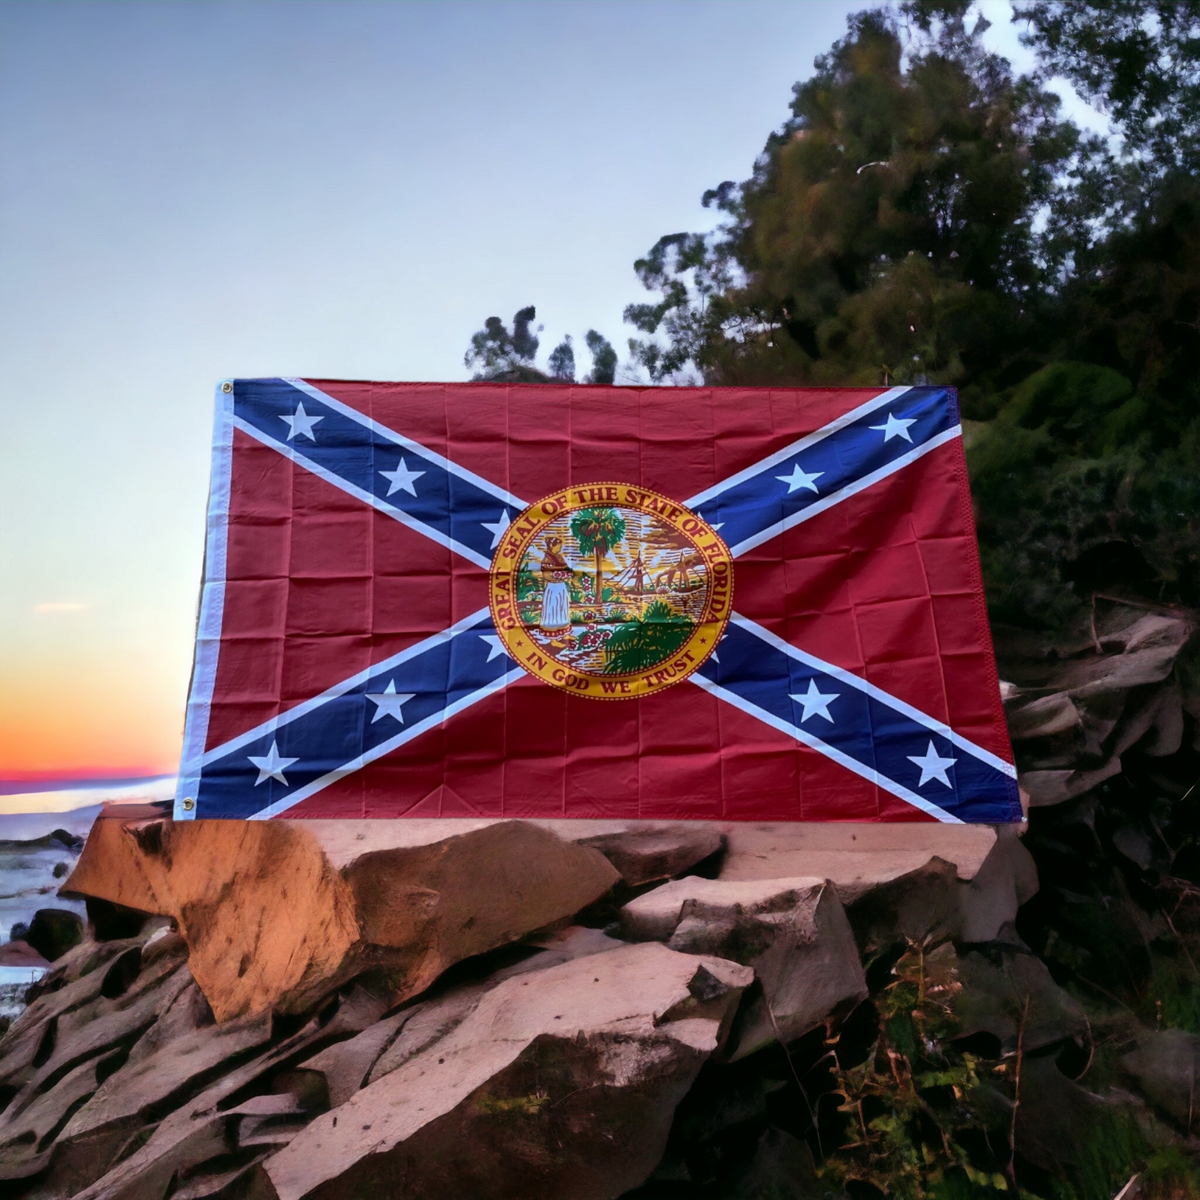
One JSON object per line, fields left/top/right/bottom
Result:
{"left": 0, "top": 0, "right": 1101, "bottom": 787}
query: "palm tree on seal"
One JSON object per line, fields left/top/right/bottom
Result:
{"left": 570, "top": 508, "right": 626, "bottom": 607}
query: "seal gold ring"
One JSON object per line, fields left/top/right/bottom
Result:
{"left": 489, "top": 482, "right": 734, "bottom": 699}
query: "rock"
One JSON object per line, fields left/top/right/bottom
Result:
{"left": 716, "top": 822, "right": 999, "bottom": 902}
{"left": 300, "top": 928, "right": 626, "bottom": 1110}
{"left": 847, "top": 857, "right": 964, "bottom": 953}
{"left": 1005, "top": 692, "right": 1083, "bottom": 742}
{"left": 1121, "top": 1029, "right": 1200, "bottom": 1130}
{"left": 69, "top": 983, "right": 397, "bottom": 1200}
{"left": 301, "top": 1008, "right": 413, "bottom": 1109}
{"left": 46, "top": 982, "right": 272, "bottom": 1185}
{"left": 721, "top": 1126, "right": 821, "bottom": 1199}
{"left": 1000, "top": 610, "right": 1194, "bottom": 807}
{"left": 958, "top": 826, "right": 1039, "bottom": 944}
{"left": 363, "top": 926, "right": 626, "bottom": 1089}
{"left": 24, "top": 908, "right": 84, "bottom": 962}
{"left": 263, "top": 943, "right": 754, "bottom": 1200}
{"left": 577, "top": 824, "right": 725, "bottom": 885}
{"left": 1012, "top": 1056, "right": 1101, "bottom": 1171}
{"left": 1020, "top": 759, "right": 1124, "bottom": 807}
{"left": 64, "top": 817, "right": 620, "bottom": 1021}
{"left": 846, "top": 826, "right": 1039, "bottom": 952}
{"left": 955, "top": 947, "right": 1088, "bottom": 1054}
{"left": 620, "top": 877, "right": 867, "bottom": 1059}
{"left": 0, "top": 941, "right": 51, "bottom": 969}
{"left": 0, "top": 936, "right": 194, "bottom": 1188}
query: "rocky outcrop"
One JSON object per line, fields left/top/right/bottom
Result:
{"left": 62, "top": 818, "right": 620, "bottom": 1020}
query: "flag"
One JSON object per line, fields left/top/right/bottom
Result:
{"left": 175, "top": 378, "right": 1020, "bottom": 824}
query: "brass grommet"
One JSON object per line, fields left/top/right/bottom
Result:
{"left": 221, "top": 382, "right": 233, "bottom": 394}
{"left": 182, "top": 797, "right": 195, "bottom": 811}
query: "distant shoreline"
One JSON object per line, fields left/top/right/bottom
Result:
{"left": 0, "top": 773, "right": 175, "bottom": 798}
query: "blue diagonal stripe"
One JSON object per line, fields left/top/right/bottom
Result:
{"left": 692, "top": 617, "right": 1021, "bottom": 823}
{"left": 687, "top": 387, "right": 960, "bottom": 557}
{"left": 231, "top": 378, "right": 523, "bottom": 568}
{"left": 193, "top": 611, "right": 517, "bottom": 819}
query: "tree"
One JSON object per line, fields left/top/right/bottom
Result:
{"left": 584, "top": 330, "right": 617, "bottom": 384}
{"left": 569, "top": 508, "right": 626, "bottom": 605}
{"left": 624, "top": 7, "right": 1082, "bottom": 398}
{"left": 464, "top": 305, "right": 543, "bottom": 380}
{"left": 547, "top": 335, "right": 575, "bottom": 381}
{"left": 617, "top": 3, "right": 1200, "bottom": 627}
{"left": 1016, "top": 1, "right": 1200, "bottom": 202}
{"left": 464, "top": 311, "right": 620, "bottom": 383}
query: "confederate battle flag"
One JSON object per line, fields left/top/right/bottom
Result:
{"left": 174, "top": 379, "right": 1021, "bottom": 824}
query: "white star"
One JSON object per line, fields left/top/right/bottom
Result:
{"left": 481, "top": 510, "right": 511, "bottom": 550}
{"left": 279, "top": 402, "right": 323, "bottom": 441}
{"left": 789, "top": 678, "right": 839, "bottom": 723}
{"left": 247, "top": 740, "right": 298, "bottom": 786}
{"left": 379, "top": 457, "right": 425, "bottom": 498}
{"left": 776, "top": 463, "right": 824, "bottom": 494}
{"left": 710, "top": 522, "right": 725, "bottom": 531}
{"left": 869, "top": 412, "right": 917, "bottom": 443}
{"left": 366, "top": 679, "right": 415, "bottom": 724}
{"left": 907, "top": 741, "right": 957, "bottom": 788}
{"left": 480, "top": 635, "right": 508, "bottom": 662}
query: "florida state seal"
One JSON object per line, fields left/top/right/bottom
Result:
{"left": 489, "top": 482, "right": 733, "bottom": 699}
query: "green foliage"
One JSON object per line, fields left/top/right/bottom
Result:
{"left": 547, "top": 334, "right": 575, "bottom": 381}
{"left": 620, "top": 4, "right": 1200, "bottom": 628}
{"left": 1016, "top": 1, "right": 1200, "bottom": 198}
{"left": 464, "top": 305, "right": 542, "bottom": 380}
{"left": 625, "top": 8, "right": 1082, "bottom": 390}
{"left": 569, "top": 507, "right": 627, "bottom": 601}
{"left": 570, "top": 508, "right": 626, "bottom": 559}
{"left": 603, "top": 600, "right": 692, "bottom": 674}
{"left": 464, "top": 310, "right": 620, "bottom": 383}
{"left": 584, "top": 329, "right": 617, "bottom": 384}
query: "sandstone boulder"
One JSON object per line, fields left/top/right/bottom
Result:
{"left": 264, "top": 943, "right": 753, "bottom": 1200}
{"left": 621, "top": 876, "right": 867, "bottom": 1059}
{"left": 63, "top": 817, "right": 620, "bottom": 1021}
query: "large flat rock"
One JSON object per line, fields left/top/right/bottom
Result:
{"left": 63, "top": 817, "right": 619, "bottom": 1021}
{"left": 264, "top": 942, "right": 753, "bottom": 1200}
{"left": 715, "top": 822, "right": 1000, "bottom": 902}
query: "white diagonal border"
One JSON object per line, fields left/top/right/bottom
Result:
{"left": 201, "top": 606, "right": 496, "bottom": 767}
{"left": 720, "top": 426, "right": 962, "bottom": 558}
{"left": 248, "top": 667, "right": 527, "bottom": 820}
{"left": 688, "top": 672, "right": 962, "bottom": 823}
{"left": 685, "top": 385, "right": 914, "bottom": 507}
{"left": 725, "top": 613, "right": 1016, "bottom": 778}
{"left": 285, "top": 378, "right": 526, "bottom": 509}
{"left": 231, "top": 414, "right": 499, "bottom": 570}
